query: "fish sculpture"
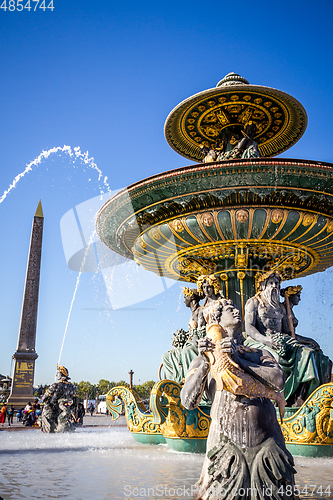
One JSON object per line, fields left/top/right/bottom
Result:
{"left": 204, "top": 321, "right": 286, "bottom": 421}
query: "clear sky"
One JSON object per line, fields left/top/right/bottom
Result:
{"left": 1, "top": 0, "right": 333, "bottom": 386}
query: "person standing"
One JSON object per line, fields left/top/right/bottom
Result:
{"left": 16, "top": 407, "right": 23, "bottom": 422}
{"left": 7, "top": 405, "right": 14, "bottom": 426}
{"left": 0, "top": 404, "right": 7, "bottom": 427}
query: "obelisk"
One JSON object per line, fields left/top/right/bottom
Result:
{"left": 7, "top": 201, "right": 43, "bottom": 407}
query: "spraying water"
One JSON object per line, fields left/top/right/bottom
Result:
{"left": 0, "top": 144, "right": 112, "bottom": 369}
{"left": 0, "top": 145, "right": 111, "bottom": 205}
{"left": 57, "top": 231, "right": 97, "bottom": 366}
{"left": 57, "top": 272, "right": 82, "bottom": 367}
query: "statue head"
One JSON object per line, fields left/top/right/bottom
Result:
{"left": 56, "top": 364, "right": 70, "bottom": 381}
{"left": 258, "top": 271, "right": 282, "bottom": 308}
{"left": 280, "top": 285, "right": 302, "bottom": 306}
{"left": 236, "top": 209, "right": 248, "bottom": 223}
{"left": 183, "top": 287, "right": 202, "bottom": 311}
{"left": 271, "top": 209, "right": 284, "bottom": 224}
{"left": 197, "top": 274, "right": 221, "bottom": 298}
{"left": 208, "top": 299, "right": 242, "bottom": 342}
{"left": 201, "top": 212, "right": 214, "bottom": 227}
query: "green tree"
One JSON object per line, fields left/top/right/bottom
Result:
{"left": 73, "top": 379, "right": 155, "bottom": 402}
{"left": 96, "top": 379, "right": 112, "bottom": 395}
{"left": 34, "top": 384, "right": 49, "bottom": 398}
{"left": 133, "top": 380, "right": 155, "bottom": 400}
{"left": 74, "top": 381, "right": 96, "bottom": 401}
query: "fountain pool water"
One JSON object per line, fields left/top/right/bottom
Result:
{"left": 0, "top": 427, "right": 332, "bottom": 500}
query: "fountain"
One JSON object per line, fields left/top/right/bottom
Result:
{"left": 1, "top": 74, "right": 333, "bottom": 500}
{"left": 1, "top": 426, "right": 332, "bottom": 499}
{"left": 95, "top": 73, "right": 333, "bottom": 458}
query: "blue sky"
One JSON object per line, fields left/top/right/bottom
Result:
{"left": 0, "top": 0, "right": 333, "bottom": 385}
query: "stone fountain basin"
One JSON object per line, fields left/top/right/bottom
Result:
{"left": 96, "top": 158, "right": 333, "bottom": 287}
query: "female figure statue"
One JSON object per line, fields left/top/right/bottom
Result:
{"left": 181, "top": 299, "right": 295, "bottom": 500}
{"left": 197, "top": 275, "right": 222, "bottom": 329}
{"left": 183, "top": 287, "right": 203, "bottom": 331}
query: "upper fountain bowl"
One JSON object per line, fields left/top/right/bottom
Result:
{"left": 164, "top": 72, "right": 307, "bottom": 162}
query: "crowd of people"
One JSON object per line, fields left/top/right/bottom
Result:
{"left": 0, "top": 400, "right": 42, "bottom": 427}
{"left": 0, "top": 399, "right": 87, "bottom": 428}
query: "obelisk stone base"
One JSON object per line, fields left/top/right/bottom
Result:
{"left": 7, "top": 351, "right": 38, "bottom": 408}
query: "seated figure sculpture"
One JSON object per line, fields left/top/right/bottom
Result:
{"left": 162, "top": 287, "right": 204, "bottom": 385}
{"left": 181, "top": 299, "right": 296, "bottom": 500}
{"left": 41, "top": 364, "right": 78, "bottom": 433}
{"left": 217, "top": 125, "right": 261, "bottom": 161}
{"left": 244, "top": 272, "right": 332, "bottom": 406}
{"left": 280, "top": 285, "right": 332, "bottom": 403}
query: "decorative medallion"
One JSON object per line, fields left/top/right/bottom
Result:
{"left": 271, "top": 209, "right": 284, "bottom": 224}
{"left": 149, "top": 226, "right": 162, "bottom": 240}
{"left": 327, "top": 220, "right": 333, "bottom": 233}
{"left": 171, "top": 219, "right": 184, "bottom": 232}
{"left": 165, "top": 73, "right": 307, "bottom": 162}
{"left": 303, "top": 213, "right": 316, "bottom": 226}
{"left": 236, "top": 209, "right": 249, "bottom": 223}
{"left": 201, "top": 212, "right": 214, "bottom": 227}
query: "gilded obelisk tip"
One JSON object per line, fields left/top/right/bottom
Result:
{"left": 35, "top": 200, "right": 43, "bottom": 218}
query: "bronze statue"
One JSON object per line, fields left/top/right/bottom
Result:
{"left": 41, "top": 364, "right": 78, "bottom": 433}
{"left": 280, "top": 285, "right": 308, "bottom": 339}
{"left": 163, "top": 275, "right": 223, "bottom": 381}
{"left": 244, "top": 272, "right": 332, "bottom": 406}
{"left": 181, "top": 299, "right": 296, "bottom": 500}
{"left": 197, "top": 275, "right": 222, "bottom": 329}
{"left": 215, "top": 125, "right": 261, "bottom": 161}
{"left": 234, "top": 123, "right": 261, "bottom": 158}
{"left": 183, "top": 287, "right": 203, "bottom": 331}
{"left": 162, "top": 287, "right": 204, "bottom": 385}
{"left": 200, "top": 144, "right": 217, "bottom": 163}
{"left": 204, "top": 299, "right": 285, "bottom": 420}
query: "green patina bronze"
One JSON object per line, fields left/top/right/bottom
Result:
{"left": 98, "top": 73, "right": 333, "bottom": 458}
{"left": 106, "top": 378, "right": 333, "bottom": 456}
{"left": 96, "top": 157, "right": 333, "bottom": 313}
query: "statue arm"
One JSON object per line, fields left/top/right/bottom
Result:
{"left": 237, "top": 348, "right": 285, "bottom": 392}
{"left": 180, "top": 355, "right": 210, "bottom": 410}
{"left": 42, "top": 383, "right": 56, "bottom": 403}
{"left": 197, "top": 308, "right": 205, "bottom": 329}
{"left": 295, "top": 334, "right": 320, "bottom": 350}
